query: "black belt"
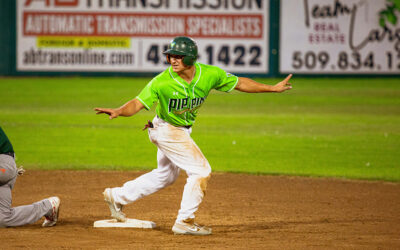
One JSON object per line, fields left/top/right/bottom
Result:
{"left": 2, "top": 152, "right": 15, "bottom": 158}
{"left": 156, "top": 115, "right": 192, "bottom": 129}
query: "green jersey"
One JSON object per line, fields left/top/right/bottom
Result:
{"left": 137, "top": 63, "right": 238, "bottom": 127}
{"left": 0, "top": 127, "right": 14, "bottom": 154}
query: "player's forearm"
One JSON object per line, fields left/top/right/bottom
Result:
{"left": 235, "top": 77, "right": 278, "bottom": 93}
{"left": 116, "top": 98, "right": 144, "bottom": 117}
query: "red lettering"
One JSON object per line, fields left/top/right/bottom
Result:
{"left": 25, "top": 0, "right": 50, "bottom": 6}
{"left": 55, "top": 0, "right": 78, "bottom": 6}
{"left": 24, "top": 0, "right": 78, "bottom": 7}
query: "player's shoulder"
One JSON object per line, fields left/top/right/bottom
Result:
{"left": 197, "top": 62, "right": 223, "bottom": 73}
{"left": 149, "top": 68, "right": 170, "bottom": 85}
{"left": 197, "top": 63, "right": 226, "bottom": 80}
{"left": 155, "top": 68, "right": 171, "bottom": 80}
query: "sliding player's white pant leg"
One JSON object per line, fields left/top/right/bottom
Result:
{"left": 149, "top": 116, "right": 211, "bottom": 222}
{"left": 0, "top": 155, "right": 52, "bottom": 227}
{"left": 112, "top": 149, "right": 180, "bottom": 205}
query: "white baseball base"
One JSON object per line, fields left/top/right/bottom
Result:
{"left": 93, "top": 218, "right": 156, "bottom": 229}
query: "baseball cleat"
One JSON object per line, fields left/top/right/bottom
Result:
{"left": 103, "top": 188, "right": 127, "bottom": 222}
{"left": 172, "top": 218, "right": 212, "bottom": 235}
{"left": 42, "top": 196, "right": 60, "bottom": 227}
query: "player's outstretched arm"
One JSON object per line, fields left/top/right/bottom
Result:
{"left": 235, "top": 74, "right": 293, "bottom": 93}
{"left": 94, "top": 98, "right": 145, "bottom": 120}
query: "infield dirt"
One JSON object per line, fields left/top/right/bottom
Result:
{"left": 2, "top": 170, "right": 399, "bottom": 249}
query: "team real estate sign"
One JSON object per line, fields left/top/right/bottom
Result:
{"left": 280, "top": 0, "right": 400, "bottom": 74}
{"left": 17, "top": 0, "right": 269, "bottom": 73}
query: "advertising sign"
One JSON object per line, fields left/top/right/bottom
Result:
{"left": 280, "top": 0, "right": 400, "bottom": 74}
{"left": 17, "top": 0, "right": 269, "bottom": 73}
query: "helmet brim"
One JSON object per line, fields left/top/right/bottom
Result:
{"left": 163, "top": 49, "right": 187, "bottom": 56}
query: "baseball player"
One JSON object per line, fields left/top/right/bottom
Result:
{"left": 95, "top": 36, "right": 292, "bottom": 235}
{"left": 0, "top": 127, "right": 60, "bottom": 228}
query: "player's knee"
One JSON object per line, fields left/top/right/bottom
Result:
{"left": 0, "top": 217, "right": 5, "bottom": 227}
{"left": 200, "top": 165, "right": 211, "bottom": 178}
{"left": 0, "top": 210, "right": 13, "bottom": 227}
{"left": 197, "top": 174, "right": 211, "bottom": 194}
{"left": 163, "top": 173, "right": 179, "bottom": 186}
{"left": 153, "top": 168, "right": 179, "bottom": 186}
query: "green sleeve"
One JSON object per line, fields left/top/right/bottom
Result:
{"left": 213, "top": 67, "right": 239, "bottom": 92}
{"left": 136, "top": 80, "right": 158, "bottom": 110}
{"left": 0, "top": 127, "right": 14, "bottom": 154}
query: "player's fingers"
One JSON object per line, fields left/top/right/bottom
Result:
{"left": 283, "top": 74, "right": 292, "bottom": 83}
{"left": 95, "top": 108, "right": 108, "bottom": 112}
{"left": 95, "top": 108, "right": 112, "bottom": 115}
{"left": 95, "top": 109, "right": 106, "bottom": 114}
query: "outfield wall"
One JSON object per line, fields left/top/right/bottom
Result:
{"left": 1, "top": 0, "right": 399, "bottom": 77}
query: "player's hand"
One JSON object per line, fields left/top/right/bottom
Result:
{"left": 273, "top": 74, "right": 293, "bottom": 93}
{"left": 94, "top": 108, "right": 120, "bottom": 120}
{"left": 17, "top": 166, "right": 25, "bottom": 176}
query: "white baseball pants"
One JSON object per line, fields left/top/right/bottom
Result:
{"left": 111, "top": 116, "right": 211, "bottom": 222}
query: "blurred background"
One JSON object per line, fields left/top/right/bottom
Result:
{"left": 0, "top": 0, "right": 399, "bottom": 181}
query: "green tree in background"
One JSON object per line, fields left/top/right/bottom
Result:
{"left": 380, "top": 0, "right": 400, "bottom": 26}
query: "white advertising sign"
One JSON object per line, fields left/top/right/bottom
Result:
{"left": 17, "top": 0, "right": 269, "bottom": 73}
{"left": 280, "top": 0, "right": 400, "bottom": 74}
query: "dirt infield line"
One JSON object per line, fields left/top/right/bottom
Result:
{"left": 2, "top": 170, "right": 399, "bottom": 249}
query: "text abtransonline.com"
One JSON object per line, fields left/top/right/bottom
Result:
{"left": 23, "top": 48, "right": 134, "bottom": 65}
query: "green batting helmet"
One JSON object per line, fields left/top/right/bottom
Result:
{"left": 163, "top": 36, "right": 198, "bottom": 66}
